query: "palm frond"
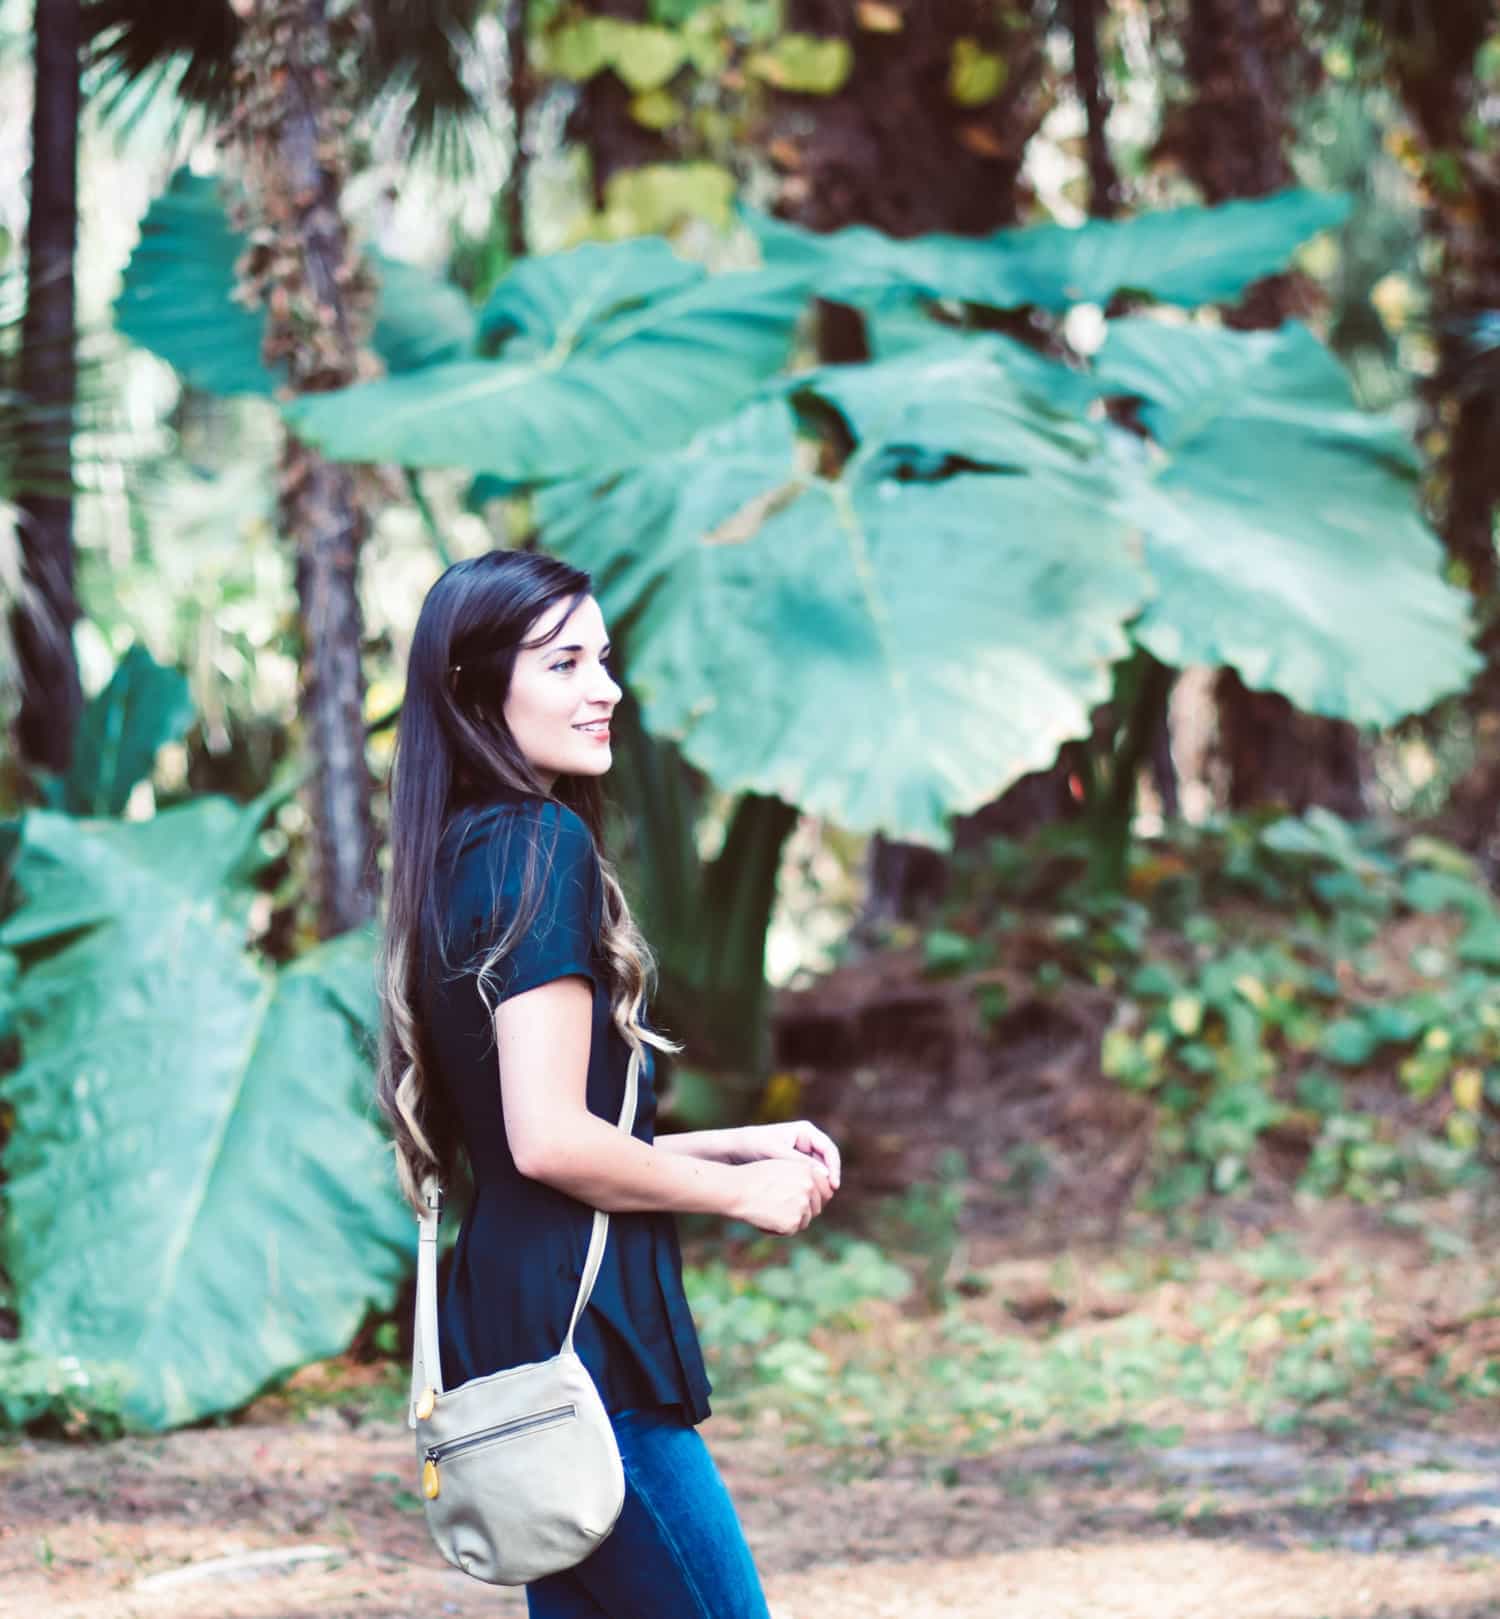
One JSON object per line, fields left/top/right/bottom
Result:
{"left": 84, "top": 0, "right": 239, "bottom": 112}
{"left": 82, "top": 0, "right": 499, "bottom": 167}
{"left": 367, "top": 0, "right": 493, "bottom": 143}
{"left": 0, "top": 262, "right": 160, "bottom": 509}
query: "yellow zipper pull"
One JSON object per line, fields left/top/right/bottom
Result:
{"left": 415, "top": 1385, "right": 436, "bottom": 1421}
{"left": 422, "top": 1456, "right": 440, "bottom": 1499}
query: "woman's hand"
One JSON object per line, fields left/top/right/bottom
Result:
{"left": 728, "top": 1120, "right": 841, "bottom": 1191}
{"left": 726, "top": 1156, "right": 835, "bottom": 1235}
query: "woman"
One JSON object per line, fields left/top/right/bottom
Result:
{"left": 375, "top": 547, "right": 841, "bottom": 1619}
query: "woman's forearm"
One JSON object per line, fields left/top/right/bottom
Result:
{"left": 518, "top": 1109, "right": 744, "bottom": 1216}
{"left": 653, "top": 1127, "right": 747, "bottom": 1164}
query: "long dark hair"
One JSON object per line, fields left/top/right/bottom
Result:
{"left": 375, "top": 548, "right": 682, "bottom": 1216}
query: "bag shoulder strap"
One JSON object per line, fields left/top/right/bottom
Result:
{"left": 409, "top": 1043, "right": 642, "bottom": 1428}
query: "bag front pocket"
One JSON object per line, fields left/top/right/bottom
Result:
{"left": 421, "top": 1403, "right": 577, "bottom": 1498}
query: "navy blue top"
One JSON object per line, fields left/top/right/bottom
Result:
{"left": 418, "top": 789, "right": 712, "bottom": 1425}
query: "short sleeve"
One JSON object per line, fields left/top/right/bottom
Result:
{"left": 478, "top": 802, "right": 602, "bottom": 1005}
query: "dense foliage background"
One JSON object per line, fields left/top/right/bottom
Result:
{"left": 0, "top": 0, "right": 1496, "bottom": 1491}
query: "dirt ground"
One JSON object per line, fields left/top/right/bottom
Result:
{"left": 3, "top": 1393, "right": 1498, "bottom": 1619}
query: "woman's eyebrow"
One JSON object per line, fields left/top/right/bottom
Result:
{"left": 552, "top": 640, "right": 611, "bottom": 654}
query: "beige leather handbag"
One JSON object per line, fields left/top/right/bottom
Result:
{"left": 407, "top": 1046, "right": 641, "bottom": 1585}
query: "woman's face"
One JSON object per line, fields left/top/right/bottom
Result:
{"left": 502, "top": 593, "right": 622, "bottom": 792}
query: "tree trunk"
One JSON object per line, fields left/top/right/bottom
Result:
{"left": 1158, "top": 0, "right": 1370, "bottom": 818}
{"left": 228, "top": 0, "right": 378, "bottom": 936}
{"left": 1071, "top": 0, "right": 1184, "bottom": 822}
{"left": 1379, "top": 5, "right": 1500, "bottom": 866}
{"left": 562, "top": 0, "right": 671, "bottom": 204}
{"left": 1070, "top": 0, "right": 1122, "bottom": 220}
{"left": 11, "top": 0, "right": 82, "bottom": 780}
{"left": 504, "top": 0, "right": 531, "bottom": 258}
{"left": 767, "top": 0, "right": 1048, "bottom": 237}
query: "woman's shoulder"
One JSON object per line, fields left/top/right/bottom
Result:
{"left": 439, "top": 799, "right": 516, "bottom": 870}
{"left": 440, "top": 795, "right": 597, "bottom": 882}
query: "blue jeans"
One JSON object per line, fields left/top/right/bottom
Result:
{"left": 524, "top": 1404, "right": 772, "bottom": 1619}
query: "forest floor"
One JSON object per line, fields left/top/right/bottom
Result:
{"left": 2, "top": 1382, "right": 1498, "bottom": 1619}
{"left": 4, "top": 936, "right": 1500, "bottom": 1618}
{"left": 3, "top": 1192, "right": 1497, "bottom": 1619}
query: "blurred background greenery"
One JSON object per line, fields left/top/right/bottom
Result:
{"left": 0, "top": 0, "right": 1497, "bottom": 1455}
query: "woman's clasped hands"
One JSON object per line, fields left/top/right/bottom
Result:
{"left": 723, "top": 1119, "right": 842, "bottom": 1235}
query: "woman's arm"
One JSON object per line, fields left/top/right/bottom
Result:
{"left": 659, "top": 1122, "right": 841, "bottom": 1188}
{"left": 654, "top": 1129, "right": 750, "bottom": 1165}
{"left": 475, "top": 801, "right": 832, "bottom": 1233}
{"left": 493, "top": 978, "right": 834, "bottom": 1231}
{"left": 526, "top": 1113, "right": 742, "bottom": 1216}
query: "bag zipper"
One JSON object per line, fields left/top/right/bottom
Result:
{"left": 423, "top": 1402, "right": 577, "bottom": 1466}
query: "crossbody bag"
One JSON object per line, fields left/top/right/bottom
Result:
{"left": 407, "top": 1044, "right": 641, "bottom": 1585}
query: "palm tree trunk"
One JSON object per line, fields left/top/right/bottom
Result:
{"left": 228, "top": 0, "right": 377, "bottom": 935}
{"left": 12, "top": 0, "right": 82, "bottom": 780}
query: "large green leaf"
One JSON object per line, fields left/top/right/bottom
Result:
{"left": 115, "top": 169, "right": 477, "bottom": 394}
{"left": 51, "top": 643, "right": 195, "bottom": 819}
{"left": 476, "top": 237, "right": 700, "bottom": 354}
{"left": 540, "top": 380, "right": 1148, "bottom": 844}
{"left": 285, "top": 244, "right": 811, "bottom": 483}
{"left": 115, "top": 169, "right": 277, "bottom": 395}
{"left": 540, "top": 316, "right": 1475, "bottom": 838}
{"left": 1093, "top": 319, "right": 1481, "bottom": 723}
{"left": 794, "top": 332, "right": 1108, "bottom": 481}
{"left": 0, "top": 799, "right": 410, "bottom": 1432}
{"left": 370, "top": 254, "right": 481, "bottom": 374}
{"left": 746, "top": 188, "right": 1350, "bottom": 312}
{"left": 535, "top": 395, "right": 806, "bottom": 627}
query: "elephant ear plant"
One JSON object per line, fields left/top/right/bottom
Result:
{"left": 302, "top": 190, "right": 1479, "bottom": 1076}
{"left": 0, "top": 783, "right": 409, "bottom": 1433}
{"left": 112, "top": 185, "right": 1482, "bottom": 1111}
{"left": 534, "top": 316, "right": 1478, "bottom": 886}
